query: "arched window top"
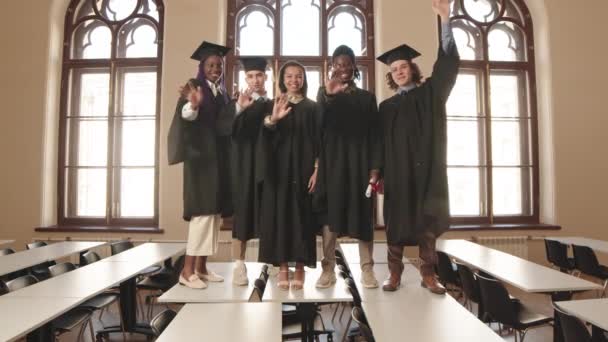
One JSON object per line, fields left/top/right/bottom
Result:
{"left": 236, "top": 5, "right": 275, "bottom": 56}
{"left": 67, "top": 0, "right": 162, "bottom": 60}
{"left": 327, "top": 5, "right": 367, "bottom": 56}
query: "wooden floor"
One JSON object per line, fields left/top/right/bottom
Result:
{"left": 22, "top": 272, "right": 603, "bottom": 342}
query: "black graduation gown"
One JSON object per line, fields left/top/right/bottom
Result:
{"left": 167, "top": 82, "right": 233, "bottom": 221}
{"left": 230, "top": 98, "right": 273, "bottom": 241}
{"left": 379, "top": 41, "right": 460, "bottom": 246}
{"left": 314, "top": 86, "right": 382, "bottom": 242}
{"left": 257, "top": 98, "right": 320, "bottom": 266}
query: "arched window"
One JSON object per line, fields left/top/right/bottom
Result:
{"left": 58, "top": 0, "right": 163, "bottom": 227}
{"left": 226, "top": 0, "right": 375, "bottom": 100}
{"left": 445, "top": 0, "right": 539, "bottom": 224}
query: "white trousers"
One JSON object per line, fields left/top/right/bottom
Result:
{"left": 186, "top": 215, "right": 222, "bottom": 256}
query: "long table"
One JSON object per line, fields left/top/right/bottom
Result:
{"left": 0, "top": 242, "right": 185, "bottom": 341}
{"left": 158, "top": 262, "right": 265, "bottom": 303}
{"left": 0, "top": 241, "right": 106, "bottom": 277}
{"left": 156, "top": 302, "right": 282, "bottom": 341}
{"left": 437, "top": 239, "right": 602, "bottom": 342}
{"left": 555, "top": 298, "right": 608, "bottom": 341}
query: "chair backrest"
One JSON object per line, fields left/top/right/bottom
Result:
{"left": 572, "top": 245, "right": 603, "bottom": 277}
{"left": 49, "top": 262, "right": 77, "bottom": 277}
{"left": 81, "top": 251, "right": 101, "bottom": 265}
{"left": 455, "top": 262, "right": 480, "bottom": 304}
{"left": 334, "top": 248, "right": 345, "bottom": 261}
{"left": 26, "top": 241, "right": 47, "bottom": 250}
{"left": 5, "top": 275, "right": 38, "bottom": 292}
{"left": 0, "top": 248, "right": 15, "bottom": 256}
{"left": 150, "top": 309, "right": 177, "bottom": 336}
{"left": 345, "top": 278, "right": 362, "bottom": 307}
{"left": 351, "top": 306, "right": 375, "bottom": 342}
{"left": 476, "top": 273, "right": 518, "bottom": 326}
{"left": 554, "top": 305, "right": 592, "bottom": 342}
{"left": 249, "top": 278, "right": 267, "bottom": 302}
{"left": 260, "top": 264, "right": 269, "bottom": 282}
{"left": 337, "top": 264, "right": 350, "bottom": 277}
{"left": 545, "top": 240, "right": 573, "bottom": 271}
{"left": 111, "top": 240, "right": 134, "bottom": 255}
{"left": 436, "top": 251, "right": 459, "bottom": 285}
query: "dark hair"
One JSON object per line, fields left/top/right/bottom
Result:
{"left": 278, "top": 60, "right": 308, "bottom": 97}
{"left": 385, "top": 61, "right": 423, "bottom": 91}
{"left": 332, "top": 45, "right": 361, "bottom": 80}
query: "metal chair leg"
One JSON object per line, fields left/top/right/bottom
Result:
{"left": 341, "top": 316, "right": 353, "bottom": 342}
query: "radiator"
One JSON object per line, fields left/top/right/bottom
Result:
{"left": 474, "top": 236, "right": 529, "bottom": 259}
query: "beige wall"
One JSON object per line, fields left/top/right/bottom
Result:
{"left": 1, "top": 0, "right": 607, "bottom": 263}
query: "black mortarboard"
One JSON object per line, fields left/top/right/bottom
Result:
{"left": 190, "top": 41, "right": 231, "bottom": 61}
{"left": 377, "top": 44, "right": 421, "bottom": 65}
{"left": 240, "top": 57, "right": 268, "bottom": 72}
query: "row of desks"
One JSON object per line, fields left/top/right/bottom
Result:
{"left": 0, "top": 242, "right": 186, "bottom": 341}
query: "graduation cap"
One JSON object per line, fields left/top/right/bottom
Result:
{"left": 240, "top": 57, "right": 268, "bottom": 72}
{"left": 377, "top": 44, "right": 421, "bottom": 65}
{"left": 190, "top": 41, "right": 231, "bottom": 61}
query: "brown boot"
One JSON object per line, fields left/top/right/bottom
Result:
{"left": 420, "top": 275, "right": 447, "bottom": 295}
{"left": 382, "top": 273, "right": 401, "bottom": 292}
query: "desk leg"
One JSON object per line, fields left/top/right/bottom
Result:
{"left": 551, "top": 291, "right": 573, "bottom": 342}
{"left": 26, "top": 322, "right": 54, "bottom": 342}
{"left": 592, "top": 325, "right": 608, "bottom": 342}
{"left": 96, "top": 276, "right": 154, "bottom": 340}
{"left": 297, "top": 303, "right": 316, "bottom": 342}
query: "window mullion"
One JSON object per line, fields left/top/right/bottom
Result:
{"left": 106, "top": 60, "right": 117, "bottom": 224}
{"left": 482, "top": 62, "right": 494, "bottom": 222}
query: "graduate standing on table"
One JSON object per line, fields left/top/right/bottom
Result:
{"left": 229, "top": 57, "right": 273, "bottom": 286}
{"left": 257, "top": 61, "right": 319, "bottom": 290}
{"left": 377, "top": 0, "right": 459, "bottom": 294}
{"left": 167, "top": 41, "right": 234, "bottom": 289}
{"left": 315, "top": 46, "right": 382, "bottom": 289}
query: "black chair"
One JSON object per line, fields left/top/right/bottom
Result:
{"left": 351, "top": 306, "right": 375, "bottom": 342}
{"left": 48, "top": 261, "right": 123, "bottom": 336}
{"left": 81, "top": 250, "right": 101, "bottom": 265}
{"left": 150, "top": 309, "right": 177, "bottom": 337}
{"left": 544, "top": 239, "right": 576, "bottom": 273}
{"left": 0, "top": 248, "right": 15, "bottom": 256}
{"left": 6, "top": 275, "right": 94, "bottom": 341}
{"left": 139, "top": 254, "right": 186, "bottom": 320}
{"left": 553, "top": 304, "right": 592, "bottom": 342}
{"left": 572, "top": 245, "right": 608, "bottom": 297}
{"left": 436, "top": 251, "right": 461, "bottom": 294}
{"left": 477, "top": 273, "right": 552, "bottom": 342}
{"left": 455, "top": 262, "right": 482, "bottom": 314}
{"left": 26, "top": 241, "right": 55, "bottom": 280}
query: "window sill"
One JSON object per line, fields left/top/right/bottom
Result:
{"left": 35, "top": 225, "right": 164, "bottom": 234}
{"left": 375, "top": 223, "right": 560, "bottom": 231}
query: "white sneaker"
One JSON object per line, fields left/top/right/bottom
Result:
{"left": 361, "top": 269, "right": 379, "bottom": 289}
{"left": 196, "top": 270, "right": 224, "bottom": 282}
{"left": 179, "top": 274, "right": 207, "bottom": 289}
{"left": 315, "top": 270, "right": 337, "bottom": 288}
{"left": 232, "top": 262, "right": 248, "bottom": 286}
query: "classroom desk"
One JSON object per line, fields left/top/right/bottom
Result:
{"left": 156, "top": 302, "right": 282, "bottom": 342}
{"left": 437, "top": 239, "right": 602, "bottom": 342}
{"left": 556, "top": 298, "right": 608, "bottom": 342}
{"left": 0, "top": 241, "right": 106, "bottom": 277}
{"left": 158, "top": 262, "right": 265, "bottom": 303}
{"left": 0, "top": 242, "right": 185, "bottom": 341}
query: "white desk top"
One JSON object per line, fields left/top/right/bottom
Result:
{"left": 156, "top": 302, "right": 282, "bottom": 342}
{"left": 349, "top": 263, "right": 422, "bottom": 302}
{"left": 159, "top": 262, "right": 264, "bottom": 303}
{"left": 0, "top": 240, "right": 14, "bottom": 247}
{"left": 0, "top": 296, "right": 86, "bottom": 342}
{"left": 1, "top": 242, "right": 185, "bottom": 341}
{"left": 0, "top": 241, "right": 106, "bottom": 277}
{"left": 99, "top": 242, "right": 185, "bottom": 263}
{"left": 263, "top": 262, "right": 352, "bottom": 303}
{"left": 546, "top": 236, "right": 608, "bottom": 254}
{"left": 555, "top": 298, "right": 608, "bottom": 331}
{"left": 436, "top": 239, "right": 601, "bottom": 293}
{"left": 363, "top": 293, "right": 503, "bottom": 342}
{"left": 339, "top": 242, "right": 410, "bottom": 264}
